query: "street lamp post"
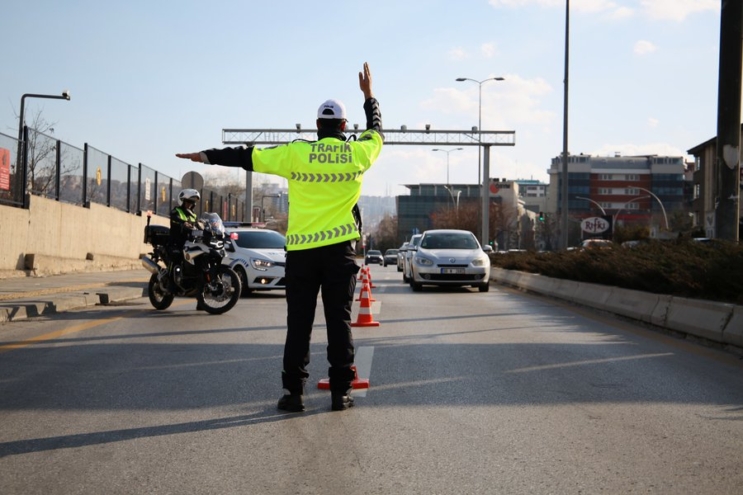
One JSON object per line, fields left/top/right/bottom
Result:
{"left": 455, "top": 77, "right": 505, "bottom": 186}
{"left": 456, "top": 76, "right": 504, "bottom": 245}
{"left": 16, "top": 91, "right": 71, "bottom": 207}
{"left": 432, "top": 147, "right": 463, "bottom": 185}
{"left": 443, "top": 185, "right": 462, "bottom": 211}
{"left": 635, "top": 187, "right": 669, "bottom": 230}
{"left": 575, "top": 196, "right": 606, "bottom": 215}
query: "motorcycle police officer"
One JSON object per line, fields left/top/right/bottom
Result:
{"left": 169, "top": 189, "right": 201, "bottom": 289}
{"left": 176, "top": 62, "right": 383, "bottom": 411}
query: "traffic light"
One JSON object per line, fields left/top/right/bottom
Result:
{"left": 538, "top": 211, "right": 545, "bottom": 222}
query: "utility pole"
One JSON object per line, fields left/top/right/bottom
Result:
{"left": 560, "top": 0, "right": 570, "bottom": 249}
{"left": 715, "top": 0, "right": 742, "bottom": 241}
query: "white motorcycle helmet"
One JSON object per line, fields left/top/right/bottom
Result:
{"left": 178, "top": 188, "right": 200, "bottom": 206}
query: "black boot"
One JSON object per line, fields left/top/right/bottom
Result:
{"left": 331, "top": 392, "right": 354, "bottom": 411}
{"left": 277, "top": 393, "right": 305, "bottom": 412}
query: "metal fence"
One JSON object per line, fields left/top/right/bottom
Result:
{"left": 0, "top": 128, "right": 248, "bottom": 221}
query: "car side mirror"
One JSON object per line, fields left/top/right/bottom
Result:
{"left": 483, "top": 245, "right": 493, "bottom": 253}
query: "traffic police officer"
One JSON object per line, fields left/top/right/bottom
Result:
{"left": 170, "top": 189, "right": 200, "bottom": 249}
{"left": 169, "top": 189, "right": 201, "bottom": 278}
{"left": 176, "top": 62, "right": 383, "bottom": 412}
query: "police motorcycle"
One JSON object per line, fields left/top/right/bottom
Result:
{"left": 141, "top": 212, "right": 241, "bottom": 314}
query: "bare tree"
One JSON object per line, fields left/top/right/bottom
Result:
{"left": 22, "top": 110, "right": 59, "bottom": 196}
{"left": 430, "top": 200, "right": 480, "bottom": 233}
{"left": 372, "top": 213, "right": 398, "bottom": 252}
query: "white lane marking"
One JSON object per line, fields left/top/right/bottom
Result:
{"left": 353, "top": 345, "right": 374, "bottom": 397}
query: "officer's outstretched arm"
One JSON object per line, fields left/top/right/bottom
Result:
{"left": 176, "top": 147, "right": 255, "bottom": 171}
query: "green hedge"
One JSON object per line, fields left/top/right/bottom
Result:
{"left": 490, "top": 240, "right": 743, "bottom": 305}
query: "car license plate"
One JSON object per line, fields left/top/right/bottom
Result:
{"left": 441, "top": 268, "right": 465, "bottom": 274}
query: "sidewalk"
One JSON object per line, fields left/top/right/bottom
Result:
{"left": 0, "top": 269, "right": 150, "bottom": 324}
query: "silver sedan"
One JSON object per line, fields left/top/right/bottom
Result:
{"left": 408, "top": 229, "right": 491, "bottom": 292}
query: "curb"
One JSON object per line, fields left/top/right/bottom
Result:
{"left": 0, "top": 286, "right": 146, "bottom": 325}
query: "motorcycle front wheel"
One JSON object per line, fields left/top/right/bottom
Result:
{"left": 197, "top": 265, "right": 241, "bottom": 315}
{"left": 148, "top": 273, "right": 175, "bottom": 310}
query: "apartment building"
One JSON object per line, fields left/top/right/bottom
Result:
{"left": 687, "top": 125, "right": 743, "bottom": 238}
{"left": 546, "top": 153, "right": 687, "bottom": 233}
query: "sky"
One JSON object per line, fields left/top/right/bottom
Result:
{"left": 2, "top": 0, "right": 725, "bottom": 198}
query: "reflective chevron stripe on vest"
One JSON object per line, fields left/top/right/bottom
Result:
{"left": 285, "top": 222, "right": 357, "bottom": 247}
{"left": 250, "top": 130, "right": 383, "bottom": 251}
{"left": 289, "top": 172, "right": 362, "bottom": 183}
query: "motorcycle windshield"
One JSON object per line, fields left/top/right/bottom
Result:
{"left": 200, "top": 213, "right": 225, "bottom": 238}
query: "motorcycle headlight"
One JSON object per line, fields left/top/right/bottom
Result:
{"left": 251, "top": 258, "right": 274, "bottom": 271}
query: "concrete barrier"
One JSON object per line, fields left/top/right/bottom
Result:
{"left": 489, "top": 268, "right": 741, "bottom": 350}
{"left": 572, "top": 282, "right": 613, "bottom": 312}
{"left": 604, "top": 286, "right": 672, "bottom": 325}
{"left": 552, "top": 278, "right": 581, "bottom": 303}
{"left": 518, "top": 272, "right": 561, "bottom": 297}
{"left": 723, "top": 306, "right": 743, "bottom": 347}
{"left": 0, "top": 195, "right": 169, "bottom": 276}
{"left": 663, "top": 297, "right": 733, "bottom": 343}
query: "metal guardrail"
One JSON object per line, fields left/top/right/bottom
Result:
{"left": 0, "top": 130, "right": 248, "bottom": 221}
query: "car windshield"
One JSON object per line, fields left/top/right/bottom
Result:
{"left": 385, "top": 249, "right": 398, "bottom": 255}
{"left": 368, "top": 250, "right": 382, "bottom": 255}
{"left": 421, "top": 232, "right": 478, "bottom": 250}
{"left": 232, "top": 230, "right": 286, "bottom": 249}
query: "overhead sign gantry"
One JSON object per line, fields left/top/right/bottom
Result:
{"left": 223, "top": 127, "right": 516, "bottom": 245}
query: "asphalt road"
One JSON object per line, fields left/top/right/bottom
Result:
{"left": 1, "top": 265, "right": 742, "bottom": 494}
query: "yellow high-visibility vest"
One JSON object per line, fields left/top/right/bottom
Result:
{"left": 174, "top": 207, "right": 197, "bottom": 222}
{"left": 251, "top": 130, "right": 383, "bottom": 251}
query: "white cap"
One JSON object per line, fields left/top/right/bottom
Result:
{"left": 317, "top": 99, "right": 347, "bottom": 120}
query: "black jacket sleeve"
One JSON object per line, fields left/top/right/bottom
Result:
{"left": 363, "top": 98, "right": 382, "bottom": 138}
{"left": 203, "top": 146, "right": 255, "bottom": 171}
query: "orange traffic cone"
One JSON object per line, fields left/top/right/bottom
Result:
{"left": 358, "top": 263, "right": 366, "bottom": 281}
{"left": 351, "top": 280, "right": 380, "bottom": 327}
{"left": 317, "top": 365, "right": 370, "bottom": 390}
{"left": 355, "top": 278, "right": 376, "bottom": 302}
{"left": 365, "top": 265, "right": 377, "bottom": 288}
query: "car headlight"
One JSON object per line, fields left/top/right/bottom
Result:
{"left": 415, "top": 255, "right": 433, "bottom": 266}
{"left": 251, "top": 258, "right": 275, "bottom": 271}
{"left": 471, "top": 256, "right": 488, "bottom": 267}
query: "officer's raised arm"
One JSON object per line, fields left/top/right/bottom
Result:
{"left": 359, "top": 62, "right": 382, "bottom": 136}
{"left": 359, "top": 62, "right": 373, "bottom": 100}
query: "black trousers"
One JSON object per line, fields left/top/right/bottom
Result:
{"left": 282, "top": 241, "right": 360, "bottom": 395}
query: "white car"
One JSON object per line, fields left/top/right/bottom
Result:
{"left": 223, "top": 227, "right": 286, "bottom": 296}
{"left": 402, "top": 234, "right": 422, "bottom": 283}
{"left": 408, "top": 229, "right": 491, "bottom": 292}
{"left": 396, "top": 242, "right": 409, "bottom": 272}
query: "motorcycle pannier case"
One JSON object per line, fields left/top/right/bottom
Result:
{"left": 144, "top": 225, "right": 170, "bottom": 246}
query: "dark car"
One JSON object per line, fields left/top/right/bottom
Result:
{"left": 365, "top": 249, "right": 383, "bottom": 265}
